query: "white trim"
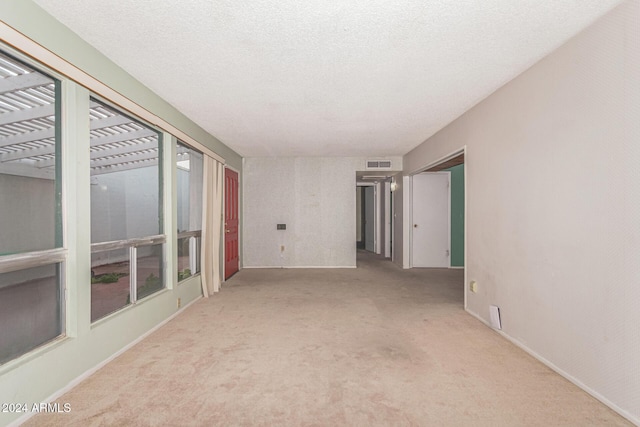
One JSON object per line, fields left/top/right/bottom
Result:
{"left": 384, "top": 182, "right": 391, "bottom": 258}
{"left": 358, "top": 183, "right": 377, "bottom": 254}
{"left": 402, "top": 175, "right": 411, "bottom": 269}
{"left": 8, "top": 295, "right": 203, "bottom": 427}
{"left": 462, "top": 146, "right": 467, "bottom": 310}
{"left": 242, "top": 265, "right": 357, "bottom": 269}
{"left": 0, "top": 22, "right": 225, "bottom": 164}
{"left": 407, "top": 148, "right": 464, "bottom": 176}
{"left": 372, "top": 184, "right": 377, "bottom": 254}
{"left": 465, "top": 309, "right": 639, "bottom": 427}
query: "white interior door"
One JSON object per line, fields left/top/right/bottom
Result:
{"left": 411, "top": 172, "right": 450, "bottom": 267}
{"left": 364, "top": 186, "right": 375, "bottom": 252}
{"left": 384, "top": 182, "right": 391, "bottom": 258}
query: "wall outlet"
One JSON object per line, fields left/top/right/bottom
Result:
{"left": 470, "top": 281, "right": 477, "bottom": 293}
{"left": 490, "top": 305, "right": 502, "bottom": 330}
{"left": 177, "top": 298, "right": 181, "bottom": 308}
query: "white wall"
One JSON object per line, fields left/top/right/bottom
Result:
{"left": 90, "top": 167, "right": 160, "bottom": 243}
{"left": 383, "top": 182, "right": 391, "bottom": 258}
{"left": 403, "top": 1, "right": 639, "bottom": 423}
{"left": 243, "top": 157, "right": 401, "bottom": 267}
{"left": 391, "top": 174, "right": 403, "bottom": 267}
{"left": 0, "top": 174, "right": 55, "bottom": 254}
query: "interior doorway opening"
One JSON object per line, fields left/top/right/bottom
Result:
{"left": 355, "top": 173, "right": 395, "bottom": 262}
{"left": 407, "top": 149, "right": 465, "bottom": 300}
{"left": 356, "top": 185, "right": 376, "bottom": 252}
{"left": 409, "top": 152, "right": 465, "bottom": 268}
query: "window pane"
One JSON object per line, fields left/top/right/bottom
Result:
{"left": 176, "top": 142, "right": 202, "bottom": 281}
{"left": 137, "top": 244, "right": 164, "bottom": 300}
{"left": 177, "top": 237, "right": 192, "bottom": 280}
{"left": 89, "top": 98, "right": 164, "bottom": 321}
{"left": 0, "top": 264, "right": 63, "bottom": 364}
{"left": 91, "top": 249, "right": 130, "bottom": 322}
{"left": 89, "top": 99, "right": 162, "bottom": 243}
{"left": 0, "top": 51, "right": 61, "bottom": 255}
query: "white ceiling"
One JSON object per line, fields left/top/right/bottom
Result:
{"left": 34, "top": 0, "right": 622, "bottom": 158}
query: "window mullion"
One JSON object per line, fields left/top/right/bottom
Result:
{"left": 129, "top": 246, "right": 137, "bottom": 304}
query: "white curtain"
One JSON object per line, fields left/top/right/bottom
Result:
{"left": 201, "top": 155, "right": 223, "bottom": 297}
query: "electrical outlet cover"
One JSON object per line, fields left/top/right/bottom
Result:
{"left": 489, "top": 305, "right": 502, "bottom": 330}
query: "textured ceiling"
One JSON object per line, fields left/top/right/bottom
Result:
{"left": 33, "top": 0, "right": 622, "bottom": 157}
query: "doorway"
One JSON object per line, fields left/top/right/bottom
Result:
{"left": 356, "top": 184, "right": 376, "bottom": 252}
{"left": 411, "top": 172, "right": 450, "bottom": 267}
{"left": 409, "top": 151, "right": 465, "bottom": 269}
{"left": 224, "top": 167, "right": 239, "bottom": 279}
{"left": 364, "top": 186, "right": 375, "bottom": 252}
{"left": 406, "top": 150, "right": 466, "bottom": 306}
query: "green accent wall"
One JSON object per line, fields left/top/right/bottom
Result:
{"left": 447, "top": 164, "right": 464, "bottom": 267}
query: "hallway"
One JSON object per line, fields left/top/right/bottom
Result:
{"left": 27, "top": 252, "right": 629, "bottom": 426}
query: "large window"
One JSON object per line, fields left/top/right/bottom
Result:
{"left": 89, "top": 98, "right": 165, "bottom": 322}
{"left": 0, "top": 51, "right": 64, "bottom": 364}
{"left": 176, "top": 142, "right": 203, "bottom": 281}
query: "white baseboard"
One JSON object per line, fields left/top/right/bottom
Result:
{"left": 465, "top": 308, "right": 639, "bottom": 427}
{"left": 449, "top": 266, "right": 465, "bottom": 270}
{"left": 9, "top": 296, "right": 203, "bottom": 427}
{"left": 242, "top": 265, "right": 356, "bottom": 269}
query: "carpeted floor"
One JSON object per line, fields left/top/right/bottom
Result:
{"left": 25, "top": 251, "right": 632, "bottom": 426}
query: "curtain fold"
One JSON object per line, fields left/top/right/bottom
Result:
{"left": 201, "top": 156, "right": 223, "bottom": 297}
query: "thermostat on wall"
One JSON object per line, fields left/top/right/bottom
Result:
{"left": 277, "top": 224, "right": 286, "bottom": 230}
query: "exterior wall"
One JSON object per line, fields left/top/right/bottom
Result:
{"left": 0, "top": 174, "right": 54, "bottom": 255}
{"left": 90, "top": 167, "right": 160, "bottom": 243}
{"left": 391, "top": 174, "right": 404, "bottom": 267}
{"left": 403, "top": 1, "right": 640, "bottom": 423}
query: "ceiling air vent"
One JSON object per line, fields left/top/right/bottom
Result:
{"left": 366, "top": 160, "right": 392, "bottom": 170}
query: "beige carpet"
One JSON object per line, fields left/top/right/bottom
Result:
{"left": 26, "top": 251, "right": 632, "bottom": 426}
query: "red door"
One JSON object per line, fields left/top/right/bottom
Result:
{"left": 224, "top": 168, "right": 239, "bottom": 279}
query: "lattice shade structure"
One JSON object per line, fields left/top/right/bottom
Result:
{"left": 0, "top": 52, "right": 57, "bottom": 179}
{"left": 1, "top": 52, "right": 190, "bottom": 179}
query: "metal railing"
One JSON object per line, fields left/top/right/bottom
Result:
{"left": 177, "top": 230, "right": 201, "bottom": 278}
{"left": 90, "top": 234, "right": 166, "bottom": 253}
{"left": 91, "top": 234, "right": 166, "bottom": 305}
{"left": 0, "top": 248, "right": 67, "bottom": 274}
